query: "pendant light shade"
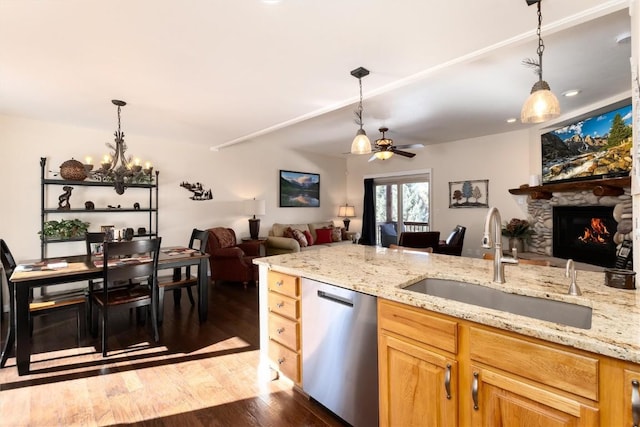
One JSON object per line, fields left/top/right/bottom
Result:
{"left": 351, "top": 129, "right": 371, "bottom": 154}
{"left": 520, "top": 0, "right": 560, "bottom": 124}
{"left": 350, "top": 67, "right": 372, "bottom": 154}
{"left": 521, "top": 80, "right": 561, "bottom": 123}
{"left": 374, "top": 150, "right": 393, "bottom": 160}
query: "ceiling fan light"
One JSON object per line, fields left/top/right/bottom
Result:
{"left": 351, "top": 129, "right": 372, "bottom": 154}
{"left": 520, "top": 81, "right": 560, "bottom": 123}
{"left": 374, "top": 150, "right": 394, "bottom": 160}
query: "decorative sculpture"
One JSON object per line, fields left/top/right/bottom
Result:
{"left": 85, "top": 201, "right": 95, "bottom": 210}
{"left": 57, "top": 186, "right": 73, "bottom": 210}
{"left": 180, "top": 181, "right": 212, "bottom": 201}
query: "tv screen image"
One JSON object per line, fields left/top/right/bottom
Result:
{"left": 541, "top": 103, "right": 632, "bottom": 184}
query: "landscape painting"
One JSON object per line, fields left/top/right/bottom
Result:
{"left": 541, "top": 103, "right": 632, "bottom": 184}
{"left": 279, "top": 170, "right": 320, "bottom": 207}
{"left": 449, "top": 179, "right": 489, "bottom": 208}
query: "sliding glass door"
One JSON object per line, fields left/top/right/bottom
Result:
{"left": 374, "top": 173, "right": 430, "bottom": 246}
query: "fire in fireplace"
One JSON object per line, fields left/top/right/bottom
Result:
{"left": 553, "top": 206, "right": 617, "bottom": 267}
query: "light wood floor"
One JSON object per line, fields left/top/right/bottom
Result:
{"left": 0, "top": 282, "right": 347, "bottom": 426}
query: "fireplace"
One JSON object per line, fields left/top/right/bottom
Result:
{"left": 553, "top": 206, "right": 617, "bottom": 267}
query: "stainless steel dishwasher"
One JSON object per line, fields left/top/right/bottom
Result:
{"left": 301, "top": 278, "right": 378, "bottom": 427}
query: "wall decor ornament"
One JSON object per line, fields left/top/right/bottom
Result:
{"left": 85, "top": 201, "right": 95, "bottom": 210}
{"left": 449, "top": 179, "right": 489, "bottom": 208}
{"left": 180, "top": 181, "right": 213, "bottom": 200}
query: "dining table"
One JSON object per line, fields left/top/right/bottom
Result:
{"left": 6, "top": 246, "right": 209, "bottom": 375}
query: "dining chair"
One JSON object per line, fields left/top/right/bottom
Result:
{"left": 397, "top": 231, "right": 441, "bottom": 250}
{"left": 89, "top": 238, "right": 161, "bottom": 357}
{"left": 1, "top": 239, "right": 87, "bottom": 368}
{"left": 157, "top": 228, "right": 208, "bottom": 323}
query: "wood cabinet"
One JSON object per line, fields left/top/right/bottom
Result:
{"left": 378, "top": 299, "right": 458, "bottom": 427}
{"left": 267, "top": 271, "right": 301, "bottom": 384}
{"left": 379, "top": 299, "right": 602, "bottom": 427}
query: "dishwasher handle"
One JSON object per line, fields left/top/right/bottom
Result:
{"left": 317, "top": 290, "right": 354, "bottom": 307}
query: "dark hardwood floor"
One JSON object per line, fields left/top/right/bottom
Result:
{"left": 0, "top": 281, "right": 348, "bottom": 426}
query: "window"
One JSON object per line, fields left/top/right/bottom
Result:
{"left": 374, "top": 172, "right": 431, "bottom": 246}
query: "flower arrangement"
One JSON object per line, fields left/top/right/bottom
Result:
{"left": 501, "top": 218, "right": 535, "bottom": 241}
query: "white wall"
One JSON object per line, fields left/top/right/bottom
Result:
{"left": 346, "top": 129, "right": 531, "bottom": 257}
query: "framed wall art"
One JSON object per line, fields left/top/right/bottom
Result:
{"left": 449, "top": 179, "right": 489, "bottom": 208}
{"left": 279, "top": 170, "right": 320, "bottom": 207}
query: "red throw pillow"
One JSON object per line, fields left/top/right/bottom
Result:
{"left": 303, "top": 230, "right": 314, "bottom": 246}
{"left": 315, "top": 228, "right": 333, "bottom": 244}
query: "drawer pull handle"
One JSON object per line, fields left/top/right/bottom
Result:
{"left": 444, "top": 364, "right": 452, "bottom": 400}
{"left": 277, "top": 357, "right": 285, "bottom": 365}
{"left": 276, "top": 327, "right": 285, "bottom": 334}
{"left": 276, "top": 280, "right": 283, "bottom": 287}
{"left": 276, "top": 302, "right": 284, "bottom": 308}
{"left": 472, "top": 372, "right": 479, "bottom": 410}
{"left": 632, "top": 379, "right": 640, "bottom": 427}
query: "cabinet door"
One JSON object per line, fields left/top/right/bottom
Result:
{"left": 379, "top": 332, "right": 457, "bottom": 427}
{"left": 469, "top": 366, "right": 599, "bottom": 427}
{"left": 622, "top": 368, "right": 640, "bottom": 427}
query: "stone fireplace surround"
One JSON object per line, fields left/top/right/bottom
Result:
{"left": 523, "top": 188, "right": 632, "bottom": 257}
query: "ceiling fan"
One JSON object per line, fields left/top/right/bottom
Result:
{"left": 369, "top": 127, "right": 424, "bottom": 161}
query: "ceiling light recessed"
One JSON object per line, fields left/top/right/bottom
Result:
{"left": 506, "top": 118, "right": 517, "bottom": 123}
{"left": 562, "top": 89, "right": 580, "bottom": 97}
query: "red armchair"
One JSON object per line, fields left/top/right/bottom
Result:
{"left": 206, "top": 227, "right": 260, "bottom": 287}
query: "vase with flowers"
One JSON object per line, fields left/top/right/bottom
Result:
{"left": 501, "top": 218, "right": 535, "bottom": 253}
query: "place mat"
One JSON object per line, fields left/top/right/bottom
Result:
{"left": 162, "top": 248, "right": 197, "bottom": 256}
{"left": 94, "top": 256, "right": 152, "bottom": 268}
{"left": 11, "top": 262, "right": 90, "bottom": 280}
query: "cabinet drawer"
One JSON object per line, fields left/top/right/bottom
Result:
{"left": 378, "top": 299, "right": 457, "bottom": 354}
{"left": 268, "top": 271, "right": 299, "bottom": 298}
{"left": 268, "top": 291, "right": 299, "bottom": 320}
{"left": 268, "top": 313, "right": 299, "bottom": 350}
{"left": 469, "top": 327, "right": 598, "bottom": 401}
{"left": 269, "top": 339, "right": 300, "bottom": 383}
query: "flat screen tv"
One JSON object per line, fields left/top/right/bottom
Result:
{"left": 541, "top": 101, "right": 632, "bottom": 185}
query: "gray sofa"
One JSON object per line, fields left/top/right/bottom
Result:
{"left": 265, "top": 221, "right": 353, "bottom": 255}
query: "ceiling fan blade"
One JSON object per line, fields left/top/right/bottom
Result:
{"left": 368, "top": 154, "right": 378, "bottom": 162}
{"left": 395, "top": 143, "right": 424, "bottom": 150}
{"left": 392, "top": 149, "right": 416, "bottom": 158}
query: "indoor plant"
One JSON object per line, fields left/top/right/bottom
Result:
{"left": 40, "top": 219, "right": 90, "bottom": 240}
{"left": 501, "top": 218, "right": 535, "bottom": 253}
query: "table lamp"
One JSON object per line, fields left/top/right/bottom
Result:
{"left": 244, "top": 198, "right": 266, "bottom": 239}
{"left": 338, "top": 204, "right": 356, "bottom": 231}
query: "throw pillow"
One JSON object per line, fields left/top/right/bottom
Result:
{"left": 331, "top": 226, "right": 342, "bottom": 242}
{"left": 283, "top": 227, "right": 295, "bottom": 238}
{"left": 303, "top": 230, "right": 314, "bottom": 246}
{"left": 291, "top": 229, "right": 308, "bottom": 247}
{"left": 315, "top": 228, "right": 333, "bottom": 244}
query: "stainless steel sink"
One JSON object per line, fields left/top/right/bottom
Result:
{"left": 404, "top": 278, "right": 592, "bottom": 329}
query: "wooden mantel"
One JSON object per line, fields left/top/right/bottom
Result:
{"left": 508, "top": 176, "right": 631, "bottom": 200}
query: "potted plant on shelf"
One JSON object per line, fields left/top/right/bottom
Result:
{"left": 40, "top": 219, "right": 90, "bottom": 240}
{"left": 501, "top": 218, "right": 535, "bottom": 253}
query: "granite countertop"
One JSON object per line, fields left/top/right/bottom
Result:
{"left": 255, "top": 244, "right": 640, "bottom": 364}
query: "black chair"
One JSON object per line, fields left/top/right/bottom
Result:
{"left": 1, "top": 239, "right": 86, "bottom": 368}
{"left": 157, "top": 229, "right": 208, "bottom": 323}
{"left": 89, "top": 238, "right": 161, "bottom": 357}
{"left": 398, "top": 231, "right": 441, "bottom": 250}
{"left": 434, "top": 225, "right": 466, "bottom": 256}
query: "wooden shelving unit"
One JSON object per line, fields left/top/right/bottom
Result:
{"left": 508, "top": 176, "right": 631, "bottom": 200}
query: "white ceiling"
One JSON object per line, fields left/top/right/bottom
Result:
{"left": 0, "top": 0, "right": 632, "bottom": 158}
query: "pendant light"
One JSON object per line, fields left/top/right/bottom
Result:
{"left": 350, "top": 67, "right": 372, "bottom": 154}
{"left": 520, "top": 0, "right": 560, "bottom": 124}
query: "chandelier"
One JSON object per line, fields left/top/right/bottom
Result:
{"left": 87, "top": 100, "right": 154, "bottom": 194}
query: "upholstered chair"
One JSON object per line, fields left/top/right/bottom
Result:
{"left": 206, "top": 227, "right": 260, "bottom": 287}
{"left": 434, "top": 225, "right": 466, "bottom": 256}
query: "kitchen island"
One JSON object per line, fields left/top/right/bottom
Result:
{"left": 255, "top": 244, "right": 640, "bottom": 426}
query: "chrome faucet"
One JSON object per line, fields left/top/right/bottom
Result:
{"left": 482, "top": 207, "right": 518, "bottom": 283}
{"left": 565, "top": 259, "right": 581, "bottom": 296}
